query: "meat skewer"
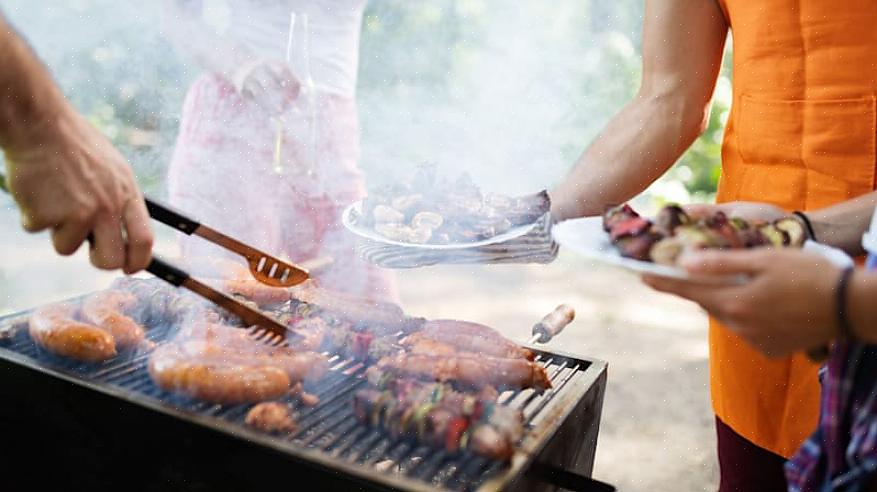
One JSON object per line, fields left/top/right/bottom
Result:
{"left": 353, "top": 377, "right": 524, "bottom": 460}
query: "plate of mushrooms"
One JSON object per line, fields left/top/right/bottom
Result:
{"left": 342, "top": 167, "right": 550, "bottom": 250}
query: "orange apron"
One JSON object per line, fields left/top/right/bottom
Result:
{"left": 715, "top": 0, "right": 877, "bottom": 458}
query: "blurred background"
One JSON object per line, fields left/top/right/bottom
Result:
{"left": 0, "top": 1, "right": 731, "bottom": 490}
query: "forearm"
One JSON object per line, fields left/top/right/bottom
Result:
{"left": 849, "top": 270, "right": 877, "bottom": 343}
{"left": 0, "top": 15, "right": 71, "bottom": 152}
{"left": 550, "top": 0, "right": 728, "bottom": 221}
{"left": 550, "top": 90, "right": 707, "bottom": 220}
{"left": 807, "top": 191, "right": 877, "bottom": 255}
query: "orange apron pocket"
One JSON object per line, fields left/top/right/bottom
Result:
{"left": 735, "top": 94, "right": 876, "bottom": 209}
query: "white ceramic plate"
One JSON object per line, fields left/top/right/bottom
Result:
{"left": 553, "top": 216, "right": 854, "bottom": 284}
{"left": 342, "top": 200, "right": 540, "bottom": 250}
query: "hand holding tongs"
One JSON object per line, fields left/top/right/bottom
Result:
{"left": 0, "top": 173, "right": 295, "bottom": 341}
{"left": 145, "top": 197, "right": 308, "bottom": 287}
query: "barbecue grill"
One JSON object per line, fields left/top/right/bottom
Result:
{"left": 0, "top": 301, "right": 610, "bottom": 491}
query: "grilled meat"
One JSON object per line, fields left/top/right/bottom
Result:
{"left": 653, "top": 204, "right": 690, "bottom": 236}
{"left": 353, "top": 377, "right": 524, "bottom": 460}
{"left": 149, "top": 341, "right": 291, "bottom": 404}
{"left": 602, "top": 204, "right": 639, "bottom": 232}
{"left": 289, "top": 281, "right": 420, "bottom": 333}
{"left": 148, "top": 322, "right": 328, "bottom": 404}
{"left": 81, "top": 290, "right": 147, "bottom": 350}
{"left": 245, "top": 402, "right": 297, "bottom": 434}
{"left": 28, "top": 303, "right": 117, "bottom": 362}
{"left": 407, "top": 320, "right": 535, "bottom": 361}
{"left": 373, "top": 352, "right": 551, "bottom": 392}
{"left": 614, "top": 232, "right": 662, "bottom": 261}
{"left": 604, "top": 204, "right": 807, "bottom": 265}
{"left": 110, "top": 277, "right": 218, "bottom": 325}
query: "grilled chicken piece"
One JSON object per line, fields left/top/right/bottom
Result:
{"left": 80, "top": 290, "right": 146, "bottom": 350}
{"left": 149, "top": 323, "right": 328, "bottom": 404}
{"left": 245, "top": 402, "right": 297, "bottom": 434}
{"left": 373, "top": 352, "right": 551, "bottom": 392}
{"left": 29, "top": 303, "right": 117, "bottom": 362}
{"left": 353, "top": 378, "right": 524, "bottom": 461}
{"left": 409, "top": 320, "right": 535, "bottom": 361}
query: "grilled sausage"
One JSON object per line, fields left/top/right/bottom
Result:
{"left": 374, "top": 352, "right": 551, "bottom": 391}
{"left": 148, "top": 323, "right": 329, "bottom": 404}
{"left": 80, "top": 290, "right": 146, "bottom": 349}
{"left": 413, "top": 320, "right": 535, "bottom": 360}
{"left": 148, "top": 341, "right": 292, "bottom": 404}
{"left": 28, "top": 304, "right": 117, "bottom": 362}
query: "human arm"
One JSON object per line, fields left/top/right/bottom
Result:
{"left": 0, "top": 13, "right": 153, "bottom": 272}
{"left": 643, "top": 248, "right": 877, "bottom": 357}
{"left": 550, "top": 0, "right": 729, "bottom": 221}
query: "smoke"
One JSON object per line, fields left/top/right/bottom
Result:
{"left": 0, "top": 0, "right": 645, "bottom": 309}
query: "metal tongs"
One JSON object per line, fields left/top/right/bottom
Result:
{"left": 0, "top": 174, "right": 296, "bottom": 341}
{"left": 144, "top": 198, "right": 310, "bottom": 341}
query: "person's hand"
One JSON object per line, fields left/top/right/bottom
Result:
{"left": 642, "top": 248, "right": 843, "bottom": 358}
{"left": 3, "top": 109, "right": 154, "bottom": 273}
{"left": 230, "top": 58, "right": 300, "bottom": 116}
{"left": 684, "top": 201, "right": 787, "bottom": 223}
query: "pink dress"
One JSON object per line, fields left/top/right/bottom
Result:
{"left": 166, "top": 0, "right": 396, "bottom": 302}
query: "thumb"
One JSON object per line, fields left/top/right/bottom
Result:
{"left": 678, "top": 249, "right": 771, "bottom": 276}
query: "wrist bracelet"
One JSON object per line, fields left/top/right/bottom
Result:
{"left": 793, "top": 211, "right": 817, "bottom": 242}
{"left": 837, "top": 266, "right": 855, "bottom": 340}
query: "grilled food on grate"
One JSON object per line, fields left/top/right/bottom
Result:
{"left": 403, "top": 320, "right": 535, "bottom": 361}
{"left": 604, "top": 203, "right": 807, "bottom": 264}
{"left": 354, "top": 374, "right": 524, "bottom": 461}
{"left": 28, "top": 289, "right": 153, "bottom": 363}
{"left": 372, "top": 352, "right": 551, "bottom": 392}
{"left": 245, "top": 402, "right": 298, "bottom": 434}
{"left": 148, "top": 322, "right": 328, "bottom": 404}
{"left": 28, "top": 303, "right": 119, "bottom": 362}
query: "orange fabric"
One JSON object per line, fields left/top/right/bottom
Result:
{"left": 714, "top": 0, "right": 877, "bottom": 458}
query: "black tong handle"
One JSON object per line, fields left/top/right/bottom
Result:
{"left": 144, "top": 197, "right": 200, "bottom": 235}
{"left": 146, "top": 256, "right": 189, "bottom": 287}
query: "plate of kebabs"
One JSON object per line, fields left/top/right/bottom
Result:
{"left": 343, "top": 165, "right": 551, "bottom": 250}
{"left": 553, "top": 203, "right": 812, "bottom": 283}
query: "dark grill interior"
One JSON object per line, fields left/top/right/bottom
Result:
{"left": 0, "top": 309, "right": 600, "bottom": 492}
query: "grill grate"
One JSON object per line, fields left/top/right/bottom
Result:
{"left": 0, "top": 312, "right": 592, "bottom": 492}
